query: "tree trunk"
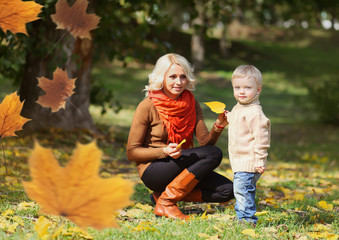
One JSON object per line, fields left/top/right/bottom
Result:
{"left": 19, "top": 21, "right": 95, "bottom": 132}
{"left": 219, "top": 23, "right": 229, "bottom": 58}
{"left": 191, "top": 0, "right": 207, "bottom": 71}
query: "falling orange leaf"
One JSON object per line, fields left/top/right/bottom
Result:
{"left": 204, "top": 101, "right": 226, "bottom": 114}
{"left": 36, "top": 68, "right": 76, "bottom": 112}
{"left": 0, "top": 91, "right": 31, "bottom": 138}
{"left": 0, "top": 0, "right": 42, "bottom": 35}
{"left": 23, "top": 141, "right": 133, "bottom": 229}
{"left": 51, "top": 0, "right": 100, "bottom": 39}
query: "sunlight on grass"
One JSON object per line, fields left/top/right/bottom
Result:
{"left": 263, "top": 72, "right": 308, "bottom": 95}
{"left": 90, "top": 105, "right": 134, "bottom": 127}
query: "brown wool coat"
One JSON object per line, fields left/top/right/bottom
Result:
{"left": 126, "top": 97, "right": 224, "bottom": 178}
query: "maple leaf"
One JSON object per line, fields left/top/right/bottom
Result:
{"left": 51, "top": 0, "right": 100, "bottom": 39}
{"left": 0, "top": 91, "right": 31, "bottom": 138}
{"left": 36, "top": 68, "right": 76, "bottom": 112}
{"left": 23, "top": 141, "right": 133, "bottom": 229}
{"left": 204, "top": 101, "right": 226, "bottom": 114}
{"left": 0, "top": 0, "right": 42, "bottom": 35}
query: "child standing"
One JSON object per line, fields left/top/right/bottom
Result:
{"left": 226, "top": 65, "right": 271, "bottom": 226}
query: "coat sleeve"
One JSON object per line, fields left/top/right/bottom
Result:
{"left": 246, "top": 109, "right": 271, "bottom": 168}
{"left": 126, "top": 100, "right": 166, "bottom": 162}
{"left": 195, "top": 101, "right": 224, "bottom": 146}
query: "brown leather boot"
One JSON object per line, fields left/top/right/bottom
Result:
{"left": 154, "top": 169, "right": 199, "bottom": 219}
{"left": 150, "top": 191, "right": 161, "bottom": 204}
{"left": 152, "top": 188, "right": 202, "bottom": 204}
{"left": 181, "top": 188, "right": 203, "bottom": 202}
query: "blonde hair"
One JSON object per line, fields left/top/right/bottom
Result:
{"left": 144, "top": 53, "right": 196, "bottom": 97}
{"left": 232, "top": 65, "right": 262, "bottom": 87}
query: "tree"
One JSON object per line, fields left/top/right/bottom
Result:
{"left": 0, "top": 0, "right": 168, "bottom": 131}
{"left": 190, "top": 0, "right": 207, "bottom": 70}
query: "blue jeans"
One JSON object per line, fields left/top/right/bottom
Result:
{"left": 233, "top": 172, "right": 261, "bottom": 224}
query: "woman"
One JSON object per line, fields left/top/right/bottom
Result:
{"left": 127, "top": 53, "right": 234, "bottom": 220}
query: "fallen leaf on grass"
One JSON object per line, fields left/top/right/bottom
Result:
{"left": 1, "top": 209, "right": 14, "bottom": 217}
{"left": 313, "top": 223, "right": 332, "bottom": 231}
{"left": 132, "top": 221, "right": 159, "bottom": 232}
{"left": 124, "top": 208, "right": 145, "bottom": 218}
{"left": 6, "top": 222, "right": 18, "bottom": 233}
{"left": 12, "top": 216, "right": 24, "bottom": 227}
{"left": 23, "top": 141, "right": 133, "bottom": 229}
{"left": 197, "top": 233, "right": 220, "bottom": 239}
{"left": 51, "top": 0, "right": 100, "bottom": 39}
{"left": 134, "top": 203, "right": 153, "bottom": 212}
{"left": 63, "top": 227, "right": 93, "bottom": 239}
{"left": 36, "top": 68, "right": 76, "bottom": 112}
{"left": 241, "top": 228, "right": 258, "bottom": 238}
{"left": 0, "top": 0, "right": 42, "bottom": 35}
{"left": 307, "top": 232, "right": 338, "bottom": 239}
{"left": 255, "top": 210, "right": 269, "bottom": 216}
{"left": 0, "top": 91, "right": 31, "bottom": 138}
{"left": 17, "top": 201, "right": 37, "bottom": 210}
{"left": 204, "top": 101, "right": 226, "bottom": 114}
{"left": 34, "top": 216, "right": 51, "bottom": 239}
{"left": 318, "top": 200, "right": 333, "bottom": 210}
{"left": 263, "top": 226, "right": 278, "bottom": 233}
{"left": 213, "top": 214, "right": 233, "bottom": 222}
{"left": 51, "top": 225, "right": 64, "bottom": 239}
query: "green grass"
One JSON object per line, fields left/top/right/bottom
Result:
{"left": 1, "top": 28, "right": 339, "bottom": 239}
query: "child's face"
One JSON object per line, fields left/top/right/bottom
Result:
{"left": 232, "top": 77, "right": 262, "bottom": 104}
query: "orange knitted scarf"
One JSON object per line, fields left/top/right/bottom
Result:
{"left": 148, "top": 90, "right": 196, "bottom": 149}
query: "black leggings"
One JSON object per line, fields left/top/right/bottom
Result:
{"left": 141, "top": 145, "right": 234, "bottom": 203}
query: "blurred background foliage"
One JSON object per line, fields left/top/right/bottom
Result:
{"left": 0, "top": 0, "right": 338, "bottom": 125}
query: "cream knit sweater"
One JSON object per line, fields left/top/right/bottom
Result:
{"left": 227, "top": 99, "right": 271, "bottom": 173}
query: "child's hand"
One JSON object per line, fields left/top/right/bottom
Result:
{"left": 256, "top": 166, "right": 266, "bottom": 174}
{"left": 216, "top": 110, "right": 228, "bottom": 127}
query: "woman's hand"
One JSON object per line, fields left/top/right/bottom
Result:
{"left": 215, "top": 111, "right": 229, "bottom": 128}
{"left": 163, "top": 143, "right": 182, "bottom": 159}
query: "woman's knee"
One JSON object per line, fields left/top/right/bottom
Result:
{"left": 201, "top": 182, "right": 234, "bottom": 202}
{"left": 206, "top": 145, "right": 223, "bottom": 167}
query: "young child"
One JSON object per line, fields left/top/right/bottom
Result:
{"left": 226, "top": 65, "right": 271, "bottom": 226}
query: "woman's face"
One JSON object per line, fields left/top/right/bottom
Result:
{"left": 163, "top": 64, "right": 188, "bottom": 99}
{"left": 232, "top": 77, "right": 261, "bottom": 104}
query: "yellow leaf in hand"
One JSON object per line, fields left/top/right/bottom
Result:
{"left": 23, "top": 141, "right": 133, "bottom": 229}
{"left": 204, "top": 101, "right": 226, "bottom": 114}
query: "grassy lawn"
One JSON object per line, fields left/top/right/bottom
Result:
{"left": 0, "top": 28, "right": 338, "bottom": 239}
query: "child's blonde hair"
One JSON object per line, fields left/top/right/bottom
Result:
{"left": 144, "top": 53, "right": 196, "bottom": 97}
{"left": 232, "top": 65, "right": 262, "bottom": 87}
